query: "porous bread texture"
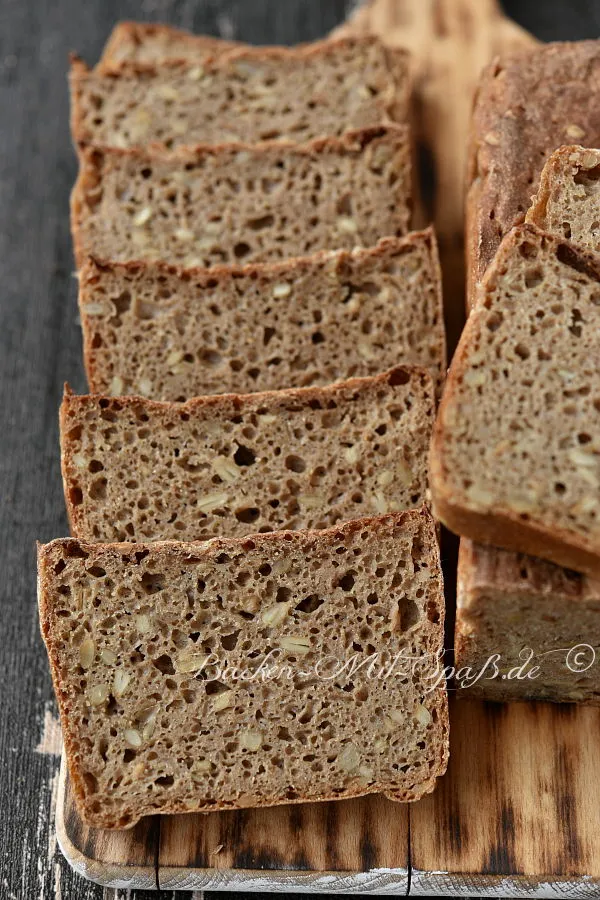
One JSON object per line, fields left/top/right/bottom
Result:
{"left": 455, "top": 540, "right": 600, "bottom": 704}
{"left": 71, "top": 38, "right": 410, "bottom": 150}
{"left": 61, "top": 367, "right": 435, "bottom": 542}
{"left": 99, "top": 22, "right": 239, "bottom": 69}
{"left": 526, "top": 145, "right": 600, "bottom": 255}
{"left": 70, "top": 127, "right": 412, "bottom": 270}
{"left": 466, "top": 40, "right": 600, "bottom": 304}
{"left": 79, "top": 231, "right": 445, "bottom": 401}
{"left": 38, "top": 511, "right": 449, "bottom": 829}
{"left": 430, "top": 224, "right": 600, "bottom": 578}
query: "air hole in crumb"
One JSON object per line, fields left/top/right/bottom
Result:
{"left": 234, "top": 445, "right": 256, "bottom": 466}
{"left": 295, "top": 594, "right": 323, "bottom": 613}
{"left": 285, "top": 455, "right": 306, "bottom": 473}
{"left": 235, "top": 507, "right": 260, "bottom": 524}
{"left": 141, "top": 572, "right": 165, "bottom": 594}
{"left": 153, "top": 654, "right": 174, "bottom": 675}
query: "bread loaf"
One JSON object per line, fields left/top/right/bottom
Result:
{"left": 466, "top": 40, "right": 600, "bottom": 304}
{"left": 71, "top": 127, "right": 412, "bottom": 270}
{"left": 38, "top": 511, "right": 449, "bottom": 828}
{"left": 72, "top": 38, "right": 410, "bottom": 149}
{"left": 430, "top": 223, "right": 600, "bottom": 578}
{"left": 78, "top": 231, "right": 445, "bottom": 401}
{"left": 61, "top": 367, "right": 435, "bottom": 542}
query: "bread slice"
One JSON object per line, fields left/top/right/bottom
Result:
{"left": 71, "top": 38, "right": 410, "bottom": 150}
{"left": 99, "top": 22, "right": 239, "bottom": 68}
{"left": 526, "top": 145, "right": 600, "bottom": 255}
{"left": 70, "top": 127, "right": 412, "bottom": 270}
{"left": 38, "top": 510, "right": 449, "bottom": 829}
{"left": 466, "top": 40, "right": 600, "bottom": 304}
{"left": 79, "top": 230, "right": 445, "bottom": 401}
{"left": 61, "top": 366, "right": 435, "bottom": 542}
{"left": 455, "top": 540, "right": 600, "bottom": 703}
{"left": 430, "top": 223, "right": 600, "bottom": 578}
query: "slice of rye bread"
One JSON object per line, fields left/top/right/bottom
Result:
{"left": 466, "top": 40, "right": 600, "bottom": 305}
{"left": 61, "top": 366, "right": 435, "bottom": 543}
{"left": 71, "top": 38, "right": 410, "bottom": 150}
{"left": 99, "top": 22, "right": 240, "bottom": 69}
{"left": 38, "top": 510, "right": 449, "bottom": 829}
{"left": 79, "top": 230, "right": 445, "bottom": 401}
{"left": 430, "top": 223, "right": 600, "bottom": 578}
{"left": 526, "top": 145, "right": 600, "bottom": 255}
{"left": 455, "top": 540, "right": 600, "bottom": 704}
{"left": 70, "top": 126, "right": 412, "bottom": 270}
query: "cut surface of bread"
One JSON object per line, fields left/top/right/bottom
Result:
{"left": 72, "top": 38, "right": 410, "bottom": 149}
{"left": 99, "top": 22, "right": 239, "bottom": 68}
{"left": 38, "top": 510, "right": 449, "bottom": 828}
{"left": 467, "top": 40, "right": 600, "bottom": 302}
{"left": 71, "top": 127, "right": 412, "bottom": 270}
{"left": 61, "top": 367, "right": 435, "bottom": 542}
{"left": 430, "top": 224, "right": 600, "bottom": 578}
{"left": 526, "top": 145, "right": 600, "bottom": 255}
{"left": 79, "top": 231, "right": 445, "bottom": 401}
{"left": 455, "top": 540, "right": 600, "bottom": 704}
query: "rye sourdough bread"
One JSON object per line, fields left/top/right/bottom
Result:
{"left": 38, "top": 510, "right": 449, "bottom": 828}
{"left": 79, "top": 230, "right": 445, "bottom": 401}
{"left": 99, "top": 22, "right": 238, "bottom": 68}
{"left": 455, "top": 540, "right": 600, "bottom": 704}
{"left": 70, "top": 127, "right": 412, "bottom": 270}
{"left": 466, "top": 40, "right": 600, "bottom": 304}
{"left": 61, "top": 367, "right": 435, "bottom": 542}
{"left": 430, "top": 223, "right": 600, "bottom": 578}
{"left": 71, "top": 38, "right": 410, "bottom": 150}
{"left": 526, "top": 145, "right": 600, "bottom": 255}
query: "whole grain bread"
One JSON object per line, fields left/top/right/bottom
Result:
{"left": 70, "top": 127, "right": 412, "bottom": 270}
{"left": 38, "top": 510, "right": 449, "bottom": 828}
{"left": 79, "top": 230, "right": 445, "bottom": 401}
{"left": 61, "top": 366, "right": 435, "bottom": 542}
{"left": 526, "top": 145, "right": 600, "bottom": 254}
{"left": 430, "top": 223, "right": 600, "bottom": 578}
{"left": 99, "top": 21, "right": 239, "bottom": 69}
{"left": 71, "top": 38, "right": 410, "bottom": 150}
{"left": 466, "top": 40, "right": 600, "bottom": 304}
{"left": 455, "top": 540, "right": 600, "bottom": 704}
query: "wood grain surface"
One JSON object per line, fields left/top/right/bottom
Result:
{"left": 4, "top": 1, "right": 600, "bottom": 899}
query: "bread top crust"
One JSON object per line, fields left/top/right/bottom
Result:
{"left": 467, "top": 40, "right": 600, "bottom": 295}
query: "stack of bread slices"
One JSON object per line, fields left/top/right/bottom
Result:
{"left": 38, "top": 22, "right": 450, "bottom": 830}
{"left": 431, "top": 41, "right": 600, "bottom": 704}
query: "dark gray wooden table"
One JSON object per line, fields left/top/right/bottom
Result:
{"left": 1, "top": 1, "right": 598, "bottom": 898}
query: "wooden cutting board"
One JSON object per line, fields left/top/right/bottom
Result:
{"left": 55, "top": 0, "right": 600, "bottom": 895}
{"left": 56, "top": 698, "right": 600, "bottom": 893}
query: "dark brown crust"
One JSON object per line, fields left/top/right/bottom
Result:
{"left": 466, "top": 40, "right": 600, "bottom": 307}
{"left": 71, "top": 36, "right": 410, "bottom": 150}
{"left": 98, "top": 22, "right": 242, "bottom": 70}
{"left": 38, "top": 508, "right": 449, "bottom": 827}
{"left": 430, "top": 223, "right": 600, "bottom": 580}
{"left": 78, "top": 229, "right": 446, "bottom": 395}
{"left": 60, "top": 364, "right": 435, "bottom": 540}
{"left": 69, "top": 124, "right": 412, "bottom": 270}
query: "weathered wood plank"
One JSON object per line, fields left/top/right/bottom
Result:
{"left": 410, "top": 698, "right": 600, "bottom": 894}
